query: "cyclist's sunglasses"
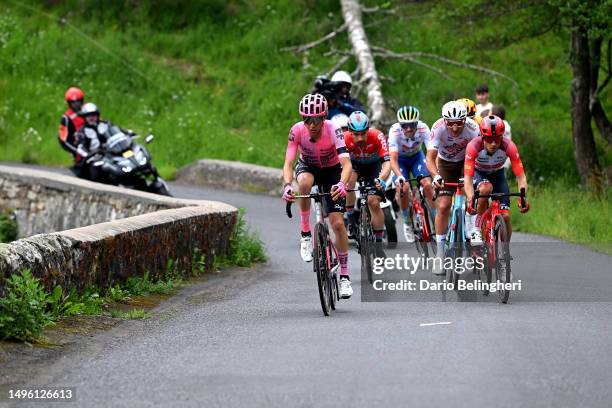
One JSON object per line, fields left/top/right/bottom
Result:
{"left": 445, "top": 119, "right": 465, "bottom": 128}
{"left": 303, "top": 116, "right": 325, "bottom": 125}
{"left": 483, "top": 135, "right": 502, "bottom": 144}
{"left": 400, "top": 122, "right": 418, "bottom": 130}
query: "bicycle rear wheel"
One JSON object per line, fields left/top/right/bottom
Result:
{"left": 359, "top": 209, "right": 374, "bottom": 284}
{"left": 313, "top": 223, "right": 332, "bottom": 315}
{"left": 493, "top": 215, "right": 511, "bottom": 303}
{"left": 422, "top": 201, "right": 437, "bottom": 257}
{"left": 412, "top": 210, "right": 428, "bottom": 258}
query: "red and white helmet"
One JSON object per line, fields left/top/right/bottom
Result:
{"left": 299, "top": 93, "right": 328, "bottom": 117}
{"left": 479, "top": 115, "right": 506, "bottom": 138}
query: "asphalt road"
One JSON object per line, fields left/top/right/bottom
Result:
{"left": 4, "top": 167, "right": 612, "bottom": 408}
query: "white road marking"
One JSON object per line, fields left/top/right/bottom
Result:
{"left": 419, "top": 321, "right": 452, "bottom": 327}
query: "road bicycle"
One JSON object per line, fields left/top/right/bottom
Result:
{"left": 433, "top": 179, "right": 471, "bottom": 287}
{"left": 350, "top": 179, "right": 387, "bottom": 284}
{"left": 404, "top": 175, "right": 436, "bottom": 258}
{"left": 471, "top": 188, "right": 526, "bottom": 304}
{"left": 286, "top": 186, "right": 340, "bottom": 316}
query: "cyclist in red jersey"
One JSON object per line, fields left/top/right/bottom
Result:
{"left": 283, "top": 94, "right": 354, "bottom": 299}
{"left": 464, "top": 115, "right": 530, "bottom": 244}
{"left": 343, "top": 111, "right": 391, "bottom": 256}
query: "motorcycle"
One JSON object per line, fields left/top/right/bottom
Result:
{"left": 85, "top": 132, "right": 172, "bottom": 196}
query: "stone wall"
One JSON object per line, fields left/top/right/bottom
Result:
{"left": 175, "top": 159, "right": 283, "bottom": 196}
{"left": 0, "top": 165, "right": 238, "bottom": 294}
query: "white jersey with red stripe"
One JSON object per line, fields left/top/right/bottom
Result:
{"left": 427, "top": 117, "right": 480, "bottom": 162}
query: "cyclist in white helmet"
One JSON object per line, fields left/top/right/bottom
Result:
{"left": 426, "top": 101, "right": 479, "bottom": 274}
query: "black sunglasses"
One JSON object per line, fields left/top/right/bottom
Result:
{"left": 303, "top": 116, "right": 325, "bottom": 125}
{"left": 400, "top": 122, "right": 417, "bottom": 130}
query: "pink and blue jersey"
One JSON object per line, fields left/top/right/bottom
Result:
{"left": 285, "top": 120, "right": 349, "bottom": 168}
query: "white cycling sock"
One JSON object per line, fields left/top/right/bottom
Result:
{"left": 436, "top": 234, "right": 446, "bottom": 256}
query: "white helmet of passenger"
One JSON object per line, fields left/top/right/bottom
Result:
{"left": 80, "top": 102, "right": 100, "bottom": 116}
{"left": 441, "top": 101, "right": 467, "bottom": 120}
{"left": 331, "top": 113, "right": 349, "bottom": 130}
{"left": 331, "top": 70, "right": 352, "bottom": 85}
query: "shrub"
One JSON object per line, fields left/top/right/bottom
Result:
{"left": 0, "top": 270, "right": 53, "bottom": 341}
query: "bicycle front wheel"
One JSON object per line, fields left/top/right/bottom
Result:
{"left": 359, "top": 209, "right": 374, "bottom": 284}
{"left": 313, "top": 223, "right": 332, "bottom": 315}
{"left": 493, "top": 215, "right": 511, "bottom": 303}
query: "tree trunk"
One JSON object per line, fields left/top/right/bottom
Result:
{"left": 588, "top": 37, "right": 612, "bottom": 145}
{"left": 569, "top": 27, "right": 601, "bottom": 185}
{"left": 339, "top": 0, "right": 385, "bottom": 127}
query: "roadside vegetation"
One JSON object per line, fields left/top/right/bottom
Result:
{"left": 0, "top": 0, "right": 608, "bottom": 245}
{"left": 0, "top": 210, "right": 266, "bottom": 342}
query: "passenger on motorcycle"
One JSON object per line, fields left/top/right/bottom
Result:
{"left": 282, "top": 94, "right": 354, "bottom": 299}
{"left": 388, "top": 106, "right": 434, "bottom": 243}
{"left": 343, "top": 111, "right": 391, "bottom": 256}
{"left": 464, "top": 115, "right": 529, "bottom": 244}
{"left": 326, "top": 71, "right": 366, "bottom": 118}
{"left": 58, "top": 87, "right": 85, "bottom": 158}
{"left": 74, "top": 103, "right": 135, "bottom": 181}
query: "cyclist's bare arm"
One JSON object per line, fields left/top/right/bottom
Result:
{"left": 426, "top": 148, "right": 439, "bottom": 177}
{"left": 464, "top": 174, "right": 475, "bottom": 202}
{"left": 283, "top": 158, "right": 296, "bottom": 186}
{"left": 379, "top": 160, "right": 391, "bottom": 181}
{"left": 331, "top": 156, "right": 352, "bottom": 201}
{"left": 389, "top": 151, "right": 403, "bottom": 179}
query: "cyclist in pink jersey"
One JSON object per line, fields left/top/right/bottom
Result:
{"left": 283, "top": 94, "right": 354, "bottom": 299}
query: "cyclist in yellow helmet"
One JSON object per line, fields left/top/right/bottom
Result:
{"left": 457, "top": 97, "right": 481, "bottom": 124}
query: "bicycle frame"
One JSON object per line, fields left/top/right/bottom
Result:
{"left": 442, "top": 182, "right": 466, "bottom": 248}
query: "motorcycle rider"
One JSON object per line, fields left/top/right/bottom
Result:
{"left": 319, "top": 71, "right": 365, "bottom": 119}
{"left": 58, "top": 87, "right": 85, "bottom": 157}
{"left": 74, "top": 102, "right": 134, "bottom": 181}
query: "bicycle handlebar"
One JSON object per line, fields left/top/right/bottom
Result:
{"left": 471, "top": 187, "right": 527, "bottom": 210}
{"left": 432, "top": 182, "right": 464, "bottom": 202}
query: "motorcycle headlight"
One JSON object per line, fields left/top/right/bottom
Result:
{"left": 122, "top": 166, "right": 132, "bottom": 173}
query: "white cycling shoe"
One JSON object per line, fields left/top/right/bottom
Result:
{"left": 403, "top": 222, "right": 415, "bottom": 243}
{"left": 470, "top": 229, "right": 483, "bottom": 246}
{"left": 300, "top": 236, "right": 313, "bottom": 263}
{"left": 339, "top": 277, "right": 353, "bottom": 299}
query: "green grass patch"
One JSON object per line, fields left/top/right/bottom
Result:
{"left": 510, "top": 180, "right": 612, "bottom": 253}
{"left": 214, "top": 209, "right": 267, "bottom": 268}
{"left": 109, "top": 308, "right": 149, "bottom": 320}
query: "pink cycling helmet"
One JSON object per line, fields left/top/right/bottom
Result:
{"left": 299, "top": 93, "right": 328, "bottom": 117}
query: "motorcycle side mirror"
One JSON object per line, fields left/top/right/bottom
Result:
{"left": 145, "top": 134, "right": 155, "bottom": 144}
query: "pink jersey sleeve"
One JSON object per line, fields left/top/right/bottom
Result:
{"left": 504, "top": 140, "right": 524, "bottom": 177}
{"left": 285, "top": 124, "right": 300, "bottom": 162}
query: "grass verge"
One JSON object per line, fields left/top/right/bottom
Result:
{"left": 510, "top": 180, "right": 612, "bottom": 254}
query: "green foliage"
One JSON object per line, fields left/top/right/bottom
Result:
{"left": 216, "top": 209, "right": 267, "bottom": 268}
{"left": 106, "top": 284, "right": 131, "bottom": 303}
{"left": 124, "top": 271, "right": 181, "bottom": 296}
{"left": 0, "top": 210, "right": 18, "bottom": 243}
{"left": 0, "top": 270, "right": 53, "bottom": 341}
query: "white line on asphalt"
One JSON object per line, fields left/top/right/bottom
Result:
{"left": 419, "top": 322, "right": 452, "bottom": 327}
